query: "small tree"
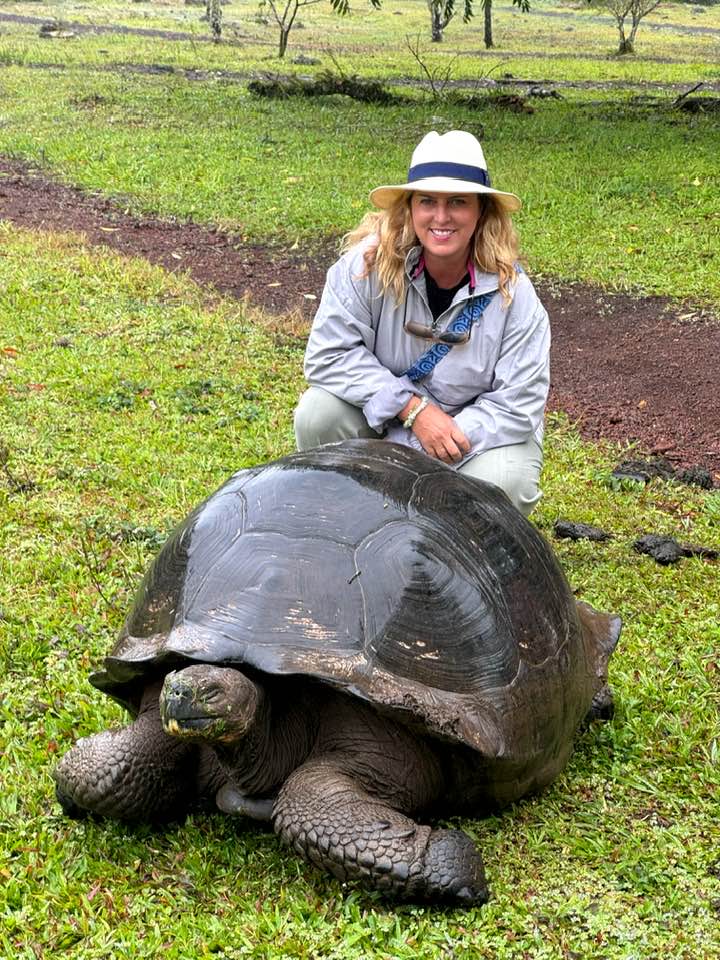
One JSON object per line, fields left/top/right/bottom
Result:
{"left": 594, "top": 0, "right": 662, "bottom": 54}
{"left": 406, "top": 34, "right": 459, "bottom": 97}
{"left": 261, "top": 0, "right": 380, "bottom": 59}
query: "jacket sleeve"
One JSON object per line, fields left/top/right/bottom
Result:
{"left": 453, "top": 277, "right": 550, "bottom": 451}
{"left": 303, "top": 251, "right": 415, "bottom": 432}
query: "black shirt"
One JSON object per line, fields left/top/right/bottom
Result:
{"left": 424, "top": 270, "right": 471, "bottom": 321}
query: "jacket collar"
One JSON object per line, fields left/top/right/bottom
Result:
{"left": 404, "top": 245, "right": 499, "bottom": 296}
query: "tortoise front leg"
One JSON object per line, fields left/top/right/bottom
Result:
{"left": 273, "top": 759, "right": 488, "bottom": 905}
{"left": 54, "top": 686, "right": 221, "bottom": 822}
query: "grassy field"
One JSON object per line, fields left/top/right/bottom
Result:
{"left": 2, "top": 0, "right": 720, "bottom": 69}
{"left": 1, "top": 2, "right": 720, "bottom": 958}
{"left": 1, "top": 224, "right": 719, "bottom": 959}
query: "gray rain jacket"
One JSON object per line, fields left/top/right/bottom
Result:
{"left": 304, "top": 241, "right": 550, "bottom": 463}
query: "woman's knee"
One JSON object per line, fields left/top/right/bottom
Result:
{"left": 505, "top": 473, "right": 542, "bottom": 517}
{"left": 491, "top": 471, "right": 541, "bottom": 517}
{"left": 459, "top": 441, "right": 543, "bottom": 518}
{"left": 294, "top": 387, "right": 374, "bottom": 449}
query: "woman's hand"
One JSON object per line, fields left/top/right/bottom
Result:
{"left": 412, "top": 403, "right": 471, "bottom": 464}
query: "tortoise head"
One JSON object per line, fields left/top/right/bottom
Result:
{"left": 160, "top": 664, "right": 261, "bottom": 744}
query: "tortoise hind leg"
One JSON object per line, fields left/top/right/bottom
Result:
{"left": 273, "top": 759, "right": 488, "bottom": 905}
{"left": 54, "top": 686, "right": 214, "bottom": 822}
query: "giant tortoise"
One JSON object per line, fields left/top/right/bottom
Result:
{"left": 55, "top": 440, "right": 621, "bottom": 905}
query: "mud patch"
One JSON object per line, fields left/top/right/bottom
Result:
{"left": 0, "top": 11, "right": 222, "bottom": 43}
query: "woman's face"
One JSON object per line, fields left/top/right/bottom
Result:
{"left": 410, "top": 192, "right": 481, "bottom": 267}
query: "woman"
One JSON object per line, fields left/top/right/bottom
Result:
{"left": 294, "top": 130, "right": 549, "bottom": 517}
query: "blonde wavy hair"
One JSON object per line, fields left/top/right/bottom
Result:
{"left": 342, "top": 192, "right": 521, "bottom": 305}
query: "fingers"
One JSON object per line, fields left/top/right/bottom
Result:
{"left": 429, "top": 433, "right": 464, "bottom": 464}
{"left": 436, "top": 436, "right": 466, "bottom": 464}
{"left": 411, "top": 405, "right": 470, "bottom": 464}
{"left": 452, "top": 429, "right": 472, "bottom": 456}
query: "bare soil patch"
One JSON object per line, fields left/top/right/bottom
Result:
{"left": 1, "top": 157, "right": 718, "bottom": 481}
{"left": 0, "top": 11, "right": 223, "bottom": 43}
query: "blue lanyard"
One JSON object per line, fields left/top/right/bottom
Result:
{"left": 403, "top": 290, "right": 497, "bottom": 383}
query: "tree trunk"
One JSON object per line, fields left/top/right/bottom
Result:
{"left": 483, "top": 0, "right": 494, "bottom": 48}
{"left": 628, "top": 15, "right": 642, "bottom": 47}
{"left": 277, "top": 0, "right": 299, "bottom": 58}
{"left": 430, "top": 4, "right": 444, "bottom": 42}
{"left": 207, "top": 0, "right": 222, "bottom": 41}
{"left": 615, "top": 18, "right": 633, "bottom": 54}
{"left": 279, "top": 26, "right": 290, "bottom": 57}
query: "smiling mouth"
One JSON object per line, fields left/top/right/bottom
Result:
{"left": 430, "top": 229, "right": 455, "bottom": 238}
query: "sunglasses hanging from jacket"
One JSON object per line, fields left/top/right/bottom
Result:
{"left": 402, "top": 284, "right": 497, "bottom": 383}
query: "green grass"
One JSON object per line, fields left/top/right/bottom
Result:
{"left": 1, "top": 224, "right": 719, "bottom": 959}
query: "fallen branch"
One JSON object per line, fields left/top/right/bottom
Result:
{"left": 673, "top": 82, "right": 704, "bottom": 107}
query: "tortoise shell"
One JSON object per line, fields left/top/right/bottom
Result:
{"left": 93, "top": 440, "right": 617, "bottom": 800}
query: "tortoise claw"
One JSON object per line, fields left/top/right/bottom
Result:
{"left": 55, "top": 783, "right": 91, "bottom": 820}
{"left": 216, "top": 784, "right": 275, "bottom": 821}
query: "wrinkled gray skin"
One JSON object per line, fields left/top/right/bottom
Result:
{"left": 55, "top": 664, "right": 488, "bottom": 904}
{"left": 54, "top": 440, "right": 621, "bottom": 907}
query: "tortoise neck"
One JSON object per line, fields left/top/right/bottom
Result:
{"left": 216, "top": 679, "right": 317, "bottom": 795}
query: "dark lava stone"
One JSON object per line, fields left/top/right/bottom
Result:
{"left": 553, "top": 520, "right": 612, "bottom": 542}
{"left": 677, "top": 466, "right": 714, "bottom": 489}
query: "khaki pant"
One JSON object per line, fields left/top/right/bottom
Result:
{"left": 294, "top": 387, "right": 543, "bottom": 517}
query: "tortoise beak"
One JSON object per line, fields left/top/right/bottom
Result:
{"left": 160, "top": 671, "right": 216, "bottom": 736}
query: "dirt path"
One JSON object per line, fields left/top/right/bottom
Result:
{"left": 1, "top": 157, "right": 718, "bottom": 481}
{"left": 7, "top": 59, "right": 719, "bottom": 93}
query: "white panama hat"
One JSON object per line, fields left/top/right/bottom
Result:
{"left": 369, "top": 130, "right": 521, "bottom": 212}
